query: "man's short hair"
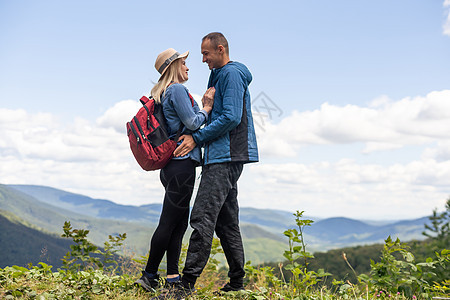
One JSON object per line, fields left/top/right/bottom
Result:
{"left": 202, "top": 32, "right": 229, "bottom": 55}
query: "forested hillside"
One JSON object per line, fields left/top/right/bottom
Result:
{"left": 0, "top": 210, "right": 72, "bottom": 268}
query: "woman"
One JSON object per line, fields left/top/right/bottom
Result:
{"left": 135, "top": 48, "right": 214, "bottom": 292}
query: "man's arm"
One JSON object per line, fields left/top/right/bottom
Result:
{"left": 192, "top": 71, "right": 245, "bottom": 146}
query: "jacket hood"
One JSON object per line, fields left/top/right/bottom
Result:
{"left": 208, "top": 61, "right": 252, "bottom": 87}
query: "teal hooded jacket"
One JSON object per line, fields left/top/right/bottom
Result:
{"left": 192, "top": 61, "right": 259, "bottom": 165}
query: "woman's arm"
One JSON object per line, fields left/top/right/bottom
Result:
{"left": 170, "top": 84, "right": 213, "bottom": 130}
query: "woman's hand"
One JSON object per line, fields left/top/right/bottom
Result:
{"left": 202, "top": 87, "right": 215, "bottom": 113}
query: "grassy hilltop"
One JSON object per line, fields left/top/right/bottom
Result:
{"left": 1, "top": 199, "right": 448, "bottom": 299}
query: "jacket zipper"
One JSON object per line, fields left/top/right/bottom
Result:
{"left": 204, "top": 115, "right": 212, "bottom": 164}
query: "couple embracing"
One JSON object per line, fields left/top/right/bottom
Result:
{"left": 134, "top": 32, "right": 259, "bottom": 300}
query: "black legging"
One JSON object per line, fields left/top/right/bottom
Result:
{"left": 145, "top": 158, "right": 196, "bottom": 275}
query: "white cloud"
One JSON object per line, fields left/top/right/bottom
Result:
{"left": 444, "top": 0, "right": 450, "bottom": 36}
{"left": 422, "top": 141, "right": 450, "bottom": 162}
{"left": 256, "top": 90, "right": 450, "bottom": 157}
{"left": 97, "top": 100, "right": 141, "bottom": 133}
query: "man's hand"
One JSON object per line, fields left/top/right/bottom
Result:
{"left": 174, "top": 135, "right": 196, "bottom": 157}
{"left": 202, "top": 87, "right": 215, "bottom": 113}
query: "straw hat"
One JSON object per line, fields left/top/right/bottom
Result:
{"left": 155, "top": 48, "right": 189, "bottom": 76}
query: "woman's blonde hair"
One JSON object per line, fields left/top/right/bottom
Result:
{"left": 151, "top": 58, "right": 185, "bottom": 104}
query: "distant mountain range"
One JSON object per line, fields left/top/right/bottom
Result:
{"left": 0, "top": 184, "right": 431, "bottom": 267}
{"left": 7, "top": 184, "right": 163, "bottom": 223}
{"left": 304, "top": 216, "right": 429, "bottom": 249}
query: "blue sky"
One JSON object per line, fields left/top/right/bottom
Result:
{"left": 1, "top": 0, "right": 450, "bottom": 219}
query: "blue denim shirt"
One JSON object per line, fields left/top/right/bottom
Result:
{"left": 161, "top": 83, "right": 208, "bottom": 163}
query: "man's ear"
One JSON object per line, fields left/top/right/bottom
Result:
{"left": 217, "top": 45, "right": 225, "bottom": 54}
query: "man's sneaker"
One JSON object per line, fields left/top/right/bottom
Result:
{"left": 134, "top": 271, "right": 160, "bottom": 292}
{"left": 151, "top": 282, "right": 194, "bottom": 300}
{"left": 220, "top": 282, "right": 245, "bottom": 292}
{"left": 162, "top": 277, "right": 183, "bottom": 290}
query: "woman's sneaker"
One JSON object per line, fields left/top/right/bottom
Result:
{"left": 134, "top": 271, "right": 160, "bottom": 292}
{"left": 220, "top": 282, "right": 245, "bottom": 292}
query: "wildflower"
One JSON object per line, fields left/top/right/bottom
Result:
{"left": 412, "top": 296, "right": 416, "bottom": 300}
{"left": 397, "top": 292, "right": 400, "bottom": 295}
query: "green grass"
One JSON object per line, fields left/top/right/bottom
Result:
{"left": 1, "top": 263, "right": 446, "bottom": 299}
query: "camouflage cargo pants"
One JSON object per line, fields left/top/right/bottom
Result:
{"left": 183, "top": 162, "right": 245, "bottom": 284}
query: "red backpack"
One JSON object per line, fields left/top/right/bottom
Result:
{"left": 126, "top": 94, "right": 194, "bottom": 171}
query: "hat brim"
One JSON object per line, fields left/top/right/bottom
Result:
{"left": 159, "top": 50, "right": 189, "bottom": 78}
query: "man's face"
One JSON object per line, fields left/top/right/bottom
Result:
{"left": 201, "top": 39, "right": 222, "bottom": 70}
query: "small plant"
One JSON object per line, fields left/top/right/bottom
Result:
{"left": 61, "top": 221, "right": 103, "bottom": 272}
{"left": 283, "top": 210, "right": 331, "bottom": 294}
{"left": 102, "top": 233, "right": 127, "bottom": 274}
{"left": 283, "top": 211, "right": 314, "bottom": 271}
{"left": 60, "top": 221, "right": 127, "bottom": 273}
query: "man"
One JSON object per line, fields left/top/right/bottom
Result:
{"left": 162, "top": 32, "right": 258, "bottom": 299}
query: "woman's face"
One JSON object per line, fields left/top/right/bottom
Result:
{"left": 177, "top": 58, "right": 189, "bottom": 82}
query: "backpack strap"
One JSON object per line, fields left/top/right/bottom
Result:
{"left": 139, "top": 96, "right": 154, "bottom": 130}
{"left": 188, "top": 93, "right": 195, "bottom": 107}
